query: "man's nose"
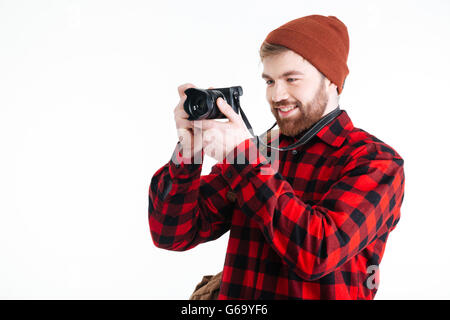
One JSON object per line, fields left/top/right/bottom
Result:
{"left": 271, "top": 82, "right": 288, "bottom": 102}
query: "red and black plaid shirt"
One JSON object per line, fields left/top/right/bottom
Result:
{"left": 148, "top": 109, "right": 405, "bottom": 300}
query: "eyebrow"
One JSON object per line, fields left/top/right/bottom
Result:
{"left": 261, "top": 70, "right": 304, "bottom": 79}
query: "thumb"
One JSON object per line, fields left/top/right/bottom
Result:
{"left": 217, "top": 97, "right": 239, "bottom": 123}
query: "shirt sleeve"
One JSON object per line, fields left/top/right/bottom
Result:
{"left": 217, "top": 138, "right": 405, "bottom": 281}
{"left": 148, "top": 142, "right": 234, "bottom": 251}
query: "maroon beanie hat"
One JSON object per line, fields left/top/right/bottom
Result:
{"left": 262, "top": 15, "right": 350, "bottom": 94}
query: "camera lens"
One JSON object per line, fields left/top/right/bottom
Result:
{"left": 184, "top": 88, "right": 227, "bottom": 120}
{"left": 190, "top": 96, "right": 209, "bottom": 119}
{"left": 195, "top": 97, "right": 207, "bottom": 113}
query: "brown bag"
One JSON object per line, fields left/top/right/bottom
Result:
{"left": 189, "top": 271, "right": 222, "bottom": 300}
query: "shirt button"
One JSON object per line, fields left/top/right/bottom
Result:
{"left": 226, "top": 171, "right": 233, "bottom": 179}
{"left": 292, "top": 150, "right": 298, "bottom": 155}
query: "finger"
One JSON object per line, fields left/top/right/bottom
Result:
{"left": 174, "top": 106, "right": 192, "bottom": 120}
{"left": 176, "top": 128, "right": 191, "bottom": 144}
{"left": 201, "top": 128, "right": 215, "bottom": 144}
{"left": 201, "top": 128, "right": 223, "bottom": 151}
{"left": 216, "top": 97, "right": 239, "bottom": 123}
{"left": 175, "top": 118, "right": 194, "bottom": 130}
{"left": 177, "top": 83, "right": 196, "bottom": 99}
{"left": 192, "top": 120, "right": 206, "bottom": 129}
{"left": 192, "top": 124, "right": 203, "bottom": 154}
{"left": 196, "top": 119, "right": 226, "bottom": 130}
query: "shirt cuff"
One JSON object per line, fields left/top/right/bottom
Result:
{"left": 218, "top": 138, "right": 272, "bottom": 190}
{"left": 168, "top": 142, "right": 203, "bottom": 178}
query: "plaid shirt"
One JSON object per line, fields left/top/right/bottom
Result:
{"left": 148, "top": 109, "right": 405, "bottom": 300}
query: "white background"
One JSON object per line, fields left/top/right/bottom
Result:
{"left": 1, "top": 0, "right": 449, "bottom": 299}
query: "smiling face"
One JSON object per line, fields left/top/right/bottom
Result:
{"left": 262, "top": 49, "right": 335, "bottom": 137}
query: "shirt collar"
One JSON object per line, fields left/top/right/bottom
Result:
{"left": 315, "top": 109, "right": 353, "bottom": 148}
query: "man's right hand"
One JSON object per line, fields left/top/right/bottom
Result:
{"left": 173, "top": 83, "right": 203, "bottom": 160}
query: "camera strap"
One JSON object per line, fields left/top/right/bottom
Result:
{"left": 237, "top": 105, "right": 342, "bottom": 152}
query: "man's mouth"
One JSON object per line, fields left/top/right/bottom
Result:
{"left": 277, "top": 105, "right": 298, "bottom": 117}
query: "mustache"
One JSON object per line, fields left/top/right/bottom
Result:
{"left": 271, "top": 100, "right": 302, "bottom": 108}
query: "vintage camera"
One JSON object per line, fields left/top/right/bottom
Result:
{"left": 183, "top": 86, "right": 243, "bottom": 120}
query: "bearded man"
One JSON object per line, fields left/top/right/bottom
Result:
{"left": 148, "top": 15, "right": 405, "bottom": 300}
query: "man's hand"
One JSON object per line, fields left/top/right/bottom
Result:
{"left": 173, "top": 83, "right": 203, "bottom": 160}
{"left": 200, "top": 97, "right": 253, "bottom": 163}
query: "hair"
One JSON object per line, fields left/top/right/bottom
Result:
{"left": 259, "top": 42, "right": 292, "bottom": 62}
{"left": 259, "top": 41, "right": 336, "bottom": 95}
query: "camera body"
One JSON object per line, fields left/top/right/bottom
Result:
{"left": 183, "top": 86, "right": 243, "bottom": 120}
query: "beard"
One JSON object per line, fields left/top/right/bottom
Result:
{"left": 270, "top": 77, "right": 329, "bottom": 137}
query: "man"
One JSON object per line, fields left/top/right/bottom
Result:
{"left": 148, "top": 15, "right": 405, "bottom": 299}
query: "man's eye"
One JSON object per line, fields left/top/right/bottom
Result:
{"left": 287, "top": 78, "right": 298, "bottom": 83}
{"left": 265, "top": 80, "right": 274, "bottom": 85}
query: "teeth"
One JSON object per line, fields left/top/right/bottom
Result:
{"left": 279, "top": 106, "right": 296, "bottom": 112}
